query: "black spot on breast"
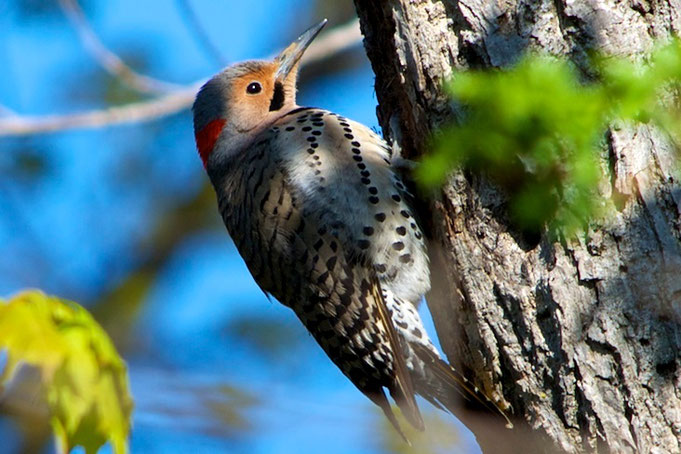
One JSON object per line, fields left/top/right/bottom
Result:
{"left": 351, "top": 141, "right": 360, "bottom": 147}
{"left": 392, "top": 241, "right": 405, "bottom": 251}
{"left": 358, "top": 239, "right": 371, "bottom": 250}
{"left": 375, "top": 213, "right": 386, "bottom": 222}
{"left": 285, "top": 126, "right": 295, "bottom": 131}
{"left": 368, "top": 196, "right": 379, "bottom": 204}
{"left": 392, "top": 194, "right": 402, "bottom": 202}
{"left": 399, "top": 254, "right": 412, "bottom": 263}
{"left": 345, "top": 134, "right": 354, "bottom": 139}
{"left": 316, "top": 270, "right": 329, "bottom": 285}
{"left": 363, "top": 226, "right": 374, "bottom": 236}
{"left": 302, "top": 126, "right": 312, "bottom": 131}
{"left": 400, "top": 210, "right": 411, "bottom": 218}
{"left": 368, "top": 187, "right": 378, "bottom": 195}
{"left": 396, "top": 226, "right": 406, "bottom": 235}
{"left": 353, "top": 155, "right": 362, "bottom": 162}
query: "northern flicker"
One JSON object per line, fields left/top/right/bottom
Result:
{"left": 192, "top": 19, "right": 511, "bottom": 438}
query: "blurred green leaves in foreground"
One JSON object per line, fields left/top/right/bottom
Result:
{"left": 0, "top": 290, "right": 133, "bottom": 454}
{"left": 419, "top": 39, "right": 681, "bottom": 234}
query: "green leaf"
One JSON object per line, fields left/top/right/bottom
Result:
{"left": 424, "top": 40, "right": 681, "bottom": 235}
{"left": 0, "top": 290, "right": 133, "bottom": 454}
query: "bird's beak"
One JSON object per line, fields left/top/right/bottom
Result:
{"left": 274, "top": 19, "right": 327, "bottom": 81}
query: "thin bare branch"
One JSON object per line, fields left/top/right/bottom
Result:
{"left": 0, "top": 19, "right": 363, "bottom": 137}
{"left": 175, "top": 0, "right": 227, "bottom": 67}
{"left": 0, "top": 83, "right": 201, "bottom": 136}
{"left": 58, "top": 0, "right": 183, "bottom": 95}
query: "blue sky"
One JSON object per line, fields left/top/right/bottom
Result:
{"left": 0, "top": 1, "right": 479, "bottom": 453}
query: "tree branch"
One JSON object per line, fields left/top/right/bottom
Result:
{"left": 58, "top": 0, "right": 184, "bottom": 95}
{"left": 0, "top": 84, "right": 201, "bottom": 136}
{"left": 0, "top": 19, "right": 362, "bottom": 137}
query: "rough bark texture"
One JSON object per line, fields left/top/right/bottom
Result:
{"left": 353, "top": 1, "right": 681, "bottom": 453}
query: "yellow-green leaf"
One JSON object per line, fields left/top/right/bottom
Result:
{"left": 0, "top": 290, "right": 133, "bottom": 454}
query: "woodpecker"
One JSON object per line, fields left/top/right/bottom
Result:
{"left": 192, "top": 19, "right": 511, "bottom": 438}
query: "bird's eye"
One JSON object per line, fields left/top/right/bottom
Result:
{"left": 246, "top": 82, "right": 262, "bottom": 95}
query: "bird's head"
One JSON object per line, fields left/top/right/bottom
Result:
{"left": 192, "top": 19, "right": 327, "bottom": 169}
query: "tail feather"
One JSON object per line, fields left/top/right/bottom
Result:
{"left": 367, "top": 389, "right": 413, "bottom": 445}
{"left": 370, "top": 276, "right": 425, "bottom": 432}
{"left": 411, "top": 343, "right": 514, "bottom": 429}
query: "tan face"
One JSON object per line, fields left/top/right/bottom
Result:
{"left": 228, "top": 62, "right": 298, "bottom": 133}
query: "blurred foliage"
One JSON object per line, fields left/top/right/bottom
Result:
{"left": 201, "top": 384, "right": 260, "bottom": 437}
{"left": 223, "top": 314, "right": 306, "bottom": 362}
{"left": 419, "top": 38, "right": 681, "bottom": 235}
{"left": 379, "top": 409, "right": 461, "bottom": 454}
{"left": 0, "top": 140, "right": 51, "bottom": 182}
{"left": 0, "top": 290, "right": 133, "bottom": 454}
{"left": 92, "top": 182, "right": 218, "bottom": 350}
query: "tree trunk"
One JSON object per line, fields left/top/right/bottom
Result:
{"left": 353, "top": 1, "right": 681, "bottom": 453}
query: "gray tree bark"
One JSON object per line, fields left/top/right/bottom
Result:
{"left": 352, "top": 1, "right": 681, "bottom": 453}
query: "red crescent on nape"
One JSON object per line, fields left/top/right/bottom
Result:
{"left": 195, "top": 119, "right": 227, "bottom": 168}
